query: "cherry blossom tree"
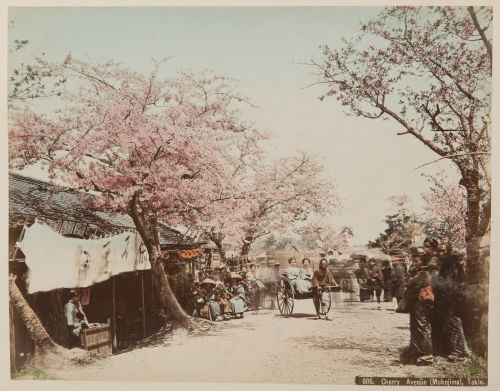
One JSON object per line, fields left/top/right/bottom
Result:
{"left": 237, "top": 153, "right": 339, "bottom": 257}
{"left": 9, "top": 56, "right": 257, "bottom": 324}
{"left": 421, "top": 173, "right": 467, "bottom": 250}
{"left": 201, "top": 128, "right": 267, "bottom": 262}
{"left": 368, "top": 195, "right": 428, "bottom": 255}
{"left": 297, "top": 220, "right": 353, "bottom": 253}
{"left": 311, "top": 6, "right": 491, "bottom": 283}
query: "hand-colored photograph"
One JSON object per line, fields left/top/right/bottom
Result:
{"left": 5, "top": 4, "right": 492, "bottom": 387}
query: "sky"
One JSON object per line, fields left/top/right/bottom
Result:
{"left": 7, "top": 6, "right": 459, "bottom": 244}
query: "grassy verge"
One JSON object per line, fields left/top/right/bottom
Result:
{"left": 13, "top": 365, "right": 56, "bottom": 380}
{"left": 435, "top": 354, "right": 487, "bottom": 378}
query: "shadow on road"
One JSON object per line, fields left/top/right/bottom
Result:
{"left": 273, "top": 312, "right": 318, "bottom": 320}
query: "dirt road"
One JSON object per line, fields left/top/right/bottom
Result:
{"left": 47, "top": 293, "right": 451, "bottom": 384}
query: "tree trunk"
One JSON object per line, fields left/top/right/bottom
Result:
{"left": 240, "top": 235, "right": 254, "bottom": 258}
{"left": 207, "top": 231, "right": 226, "bottom": 263}
{"left": 214, "top": 241, "right": 226, "bottom": 263}
{"left": 129, "top": 193, "right": 189, "bottom": 323}
{"left": 9, "top": 276, "right": 60, "bottom": 363}
{"left": 459, "top": 170, "right": 490, "bottom": 357}
{"left": 460, "top": 170, "right": 488, "bottom": 284}
{"left": 32, "top": 290, "right": 69, "bottom": 348}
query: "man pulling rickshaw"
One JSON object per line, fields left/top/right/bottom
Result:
{"left": 277, "top": 257, "right": 340, "bottom": 319}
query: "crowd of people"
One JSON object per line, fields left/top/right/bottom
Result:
{"left": 354, "top": 256, "right": 407, "bottom": 309}
{"left": 191, "top": 262, "right": 280, "bottom": 321}
{"left": 398, "top": 238, "right": 469, "bottom": 366}
{"left": 351, "top": 239, "right": 469, "bottom": 366}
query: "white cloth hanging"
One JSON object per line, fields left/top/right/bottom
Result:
{"left": 18, "top": 222, "right": 151, "bottom": 293}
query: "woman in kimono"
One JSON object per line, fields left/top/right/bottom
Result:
{"left": 229, "top": 273, "right": 246, "bottom": 318}
{"left": 214, "top": 276, "right": 233, "bottom": 320}
{"left": 295, "top": 258, "right": 313, "bottom": 294}
{"left": 201, "top": 279, "right": 223, "bottom": 321}
{"left": 401, "top": 247, "right": 434, "bottom": 365}
{"left": 246, "top": 263, "right": 265, "bottom": 289}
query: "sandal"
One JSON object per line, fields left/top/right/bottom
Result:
{"left": 447, "top": 354, "right": 469, "bottom": 363}
{"left": 416, "top": 355, "right": 434, "bottom": 366}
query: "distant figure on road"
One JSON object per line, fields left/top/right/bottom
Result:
{"left": 367, "top": 258, "right": 383, "bottom": 309}
{"left": 381, "top": 260, "right": 394, "bottom": 302}
{"left": 391, "top": 258, "right": 406, "bottom": 308}
{"left": 355, "top": 257, "right": 370, "bottom": 302}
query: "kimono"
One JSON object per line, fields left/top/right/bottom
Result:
{"left": 215, "top": 284, "right": 233, "bottom": 316}
{"left": 246, "top": 270, "right": 265, "bottom": 289}
{"left": 203, "top": 285, "right": 222, "bottom": 319}
{"left": 391, "top": 264, "right": 406, "bottom": 303}
{"left": 402, "top": 266, "right": 434, "bottom": 362}
{"left": 286, "top": 266, "right": 301, "bottom": 291}
{"left": 229, "top": 283, "right": 246, "bottom": 315}
{"left": 295, "top": 267, "right": 313, "bottom": 294}
{"left": 381, "top": 265, "right": 394, "bottom": 301}
{"left": 432, "top": 254, "right": 469, "bottom": 358}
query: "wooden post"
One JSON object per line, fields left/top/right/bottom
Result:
{"left": 141, "top": 272, "right": 146, "bottom": 338}
{"left": 9, "top": 300, "right": 16, "bottom": 374}
{"left": 111, "top": 278, "right": 117, "bottom": 352}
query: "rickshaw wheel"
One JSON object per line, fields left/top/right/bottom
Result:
{"left": 277, "top": 279, "right": 294, "bottom": 317}
{"left": 318, "top": 288, "right": 332, "bottom": 316}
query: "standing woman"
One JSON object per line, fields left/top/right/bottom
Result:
{"left": 423, "top": 237, "right": 439, "bottom": 268}
{"left": 311, "top": 258, "right": 337, "bottom": 320}
{"left": 64, "top": 289, "right": 87, "bottom": 348}
{"left": 401, "top": 247, "right": 434, "bottom": 365}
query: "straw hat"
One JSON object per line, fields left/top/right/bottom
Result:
{"left": 230, "top": 272, "right": 243, "bottom": 280}
{"left": 202, "top": 278, "right": 216, "bottom": 285}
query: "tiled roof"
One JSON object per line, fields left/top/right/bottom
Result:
{"left": 9, "top": 173, "right": 203, "bottom": 249}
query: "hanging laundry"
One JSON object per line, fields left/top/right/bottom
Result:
{"left": 18, "top": 222, "right": 151, "bottom": 293}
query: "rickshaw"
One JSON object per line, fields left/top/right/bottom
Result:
{"left": 276, "top": 270, "right": 340, "bottom": 317}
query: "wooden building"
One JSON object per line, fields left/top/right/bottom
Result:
{"left": 8, "top": 173, "right": 205, "bottom": 372}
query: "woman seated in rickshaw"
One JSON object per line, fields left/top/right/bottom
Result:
{"left": 295, "top": 258, "right": 314, "bottom": 294}
{"left": 229, "top": 272, "right": 246, "bottom": 318}
{"left": 286, "top": 257, "right": 300, "bottom": 287}
{"left": 312, "top": 258, "right": 337, "bottom": 320}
